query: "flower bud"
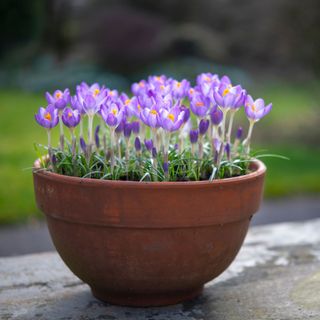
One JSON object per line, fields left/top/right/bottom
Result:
{"left": 189, "top": 130, "right": 199, "bottom": 144}
{"left": 144, "top": 139, "right": 153, "bottom": 151}
{"left": 152, "top": 147, "right": 157, "bottom": 158}
{"left": 80, "top": 137, "right": 87, "bottom": 153}
{"left": 134, "top": 137, "right": 141, "bottom": 152}
{"left": 163, "top": 162, "right": 169, "bottom": 174}
{"left": 210, "top": 108, "right": 223, "bottom": 125}
{"left": 123, "top": 122, "right": 132, "bottom": 138}
{"left": 199, "top": 119, "right": 209, "bottom": 135}
{"left": 180, "top": 105, "right": 190, "bottom": 123}
{"left": 236, "top": 126, "right": 243, "bottom": 140}
{"left": 225, "top": 142, "right": 231, "bottom": 160}
{"left": 131, "top": 121, "right": 140, "bottom": 134}
{"left": 95, "top": 125, "right": 100, "bottom": 148}
{"left": 115, "top": 119, "right": 125, "bottom": 134}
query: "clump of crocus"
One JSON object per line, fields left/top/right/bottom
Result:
{"left": 34, "top": 74, "right": 272, "bottom": 181}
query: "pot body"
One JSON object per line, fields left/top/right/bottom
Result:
{"left": 33, "top": 160, "right": 266, "bottom": 307}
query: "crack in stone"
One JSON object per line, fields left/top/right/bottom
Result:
{"left": 0, "top": 281, "right": 49, "bottom": 291}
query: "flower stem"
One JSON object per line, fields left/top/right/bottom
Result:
{"left": 226, "top": 110, "right": 236, "bottom": 144}
{"left": 47, "top": 129, "right": 52, "bottom": 168}
{"left": 58, "top": 112, "right": 64, "bottom": 151}
{"left": 87, "top": 114, "right": 94, "bottom": 160}
{"left": 125, "top": 137, "right": 129, "bottom": 179}
{"left": 70, "top": 129, "right": 77, "bottom": 176}
{"left": 110, "top": 127, "right": 115, "bottom": 175}
{"left": 79, "top": 116, "right": 83, "bottom": 138}
{"left": 243, "top": 121, "right": 255, "bottom": 156}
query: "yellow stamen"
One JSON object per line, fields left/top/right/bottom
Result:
{"left": 196, "top": 101, "right": 204, "bottom": 107}
{"left": 222, "top": 88, "right": 230, "bottom": 96}
{"left": 205, "top": 76, "right": 211, "bottom": 82}
{"left": 109, "top": 91, "right": 114, "bottom": 96}
{"left": 55, "top": 92, "right": 62, "bottom": 99}
{"left": 137, "top": 104, "right": 141, "bottom": 111}
{"left": 160, "top": 85, "right": 165, "bottom": 90}
{"left": 112, "top": 108, "right": 118, "bottom": 115}
{"left": 125, "top": 99, "right": 131, "bottom": 106}
{"left": 176, "top": 82, "right": 181, "bottom": 88}
{"left": 45, "top": 113, "right": 52, "bottom": 121}
{"left": 222, "top": 85, "right": 232, "bottom": 97}
{"left": 68, "top": 112, "right": 73, "bottom": 118}
{"left": 93, "top": 88, "right": 100, "bottom": 97}
{"left": 150, "top": 110, "right": 157, "bottom": 115}
{"left": 251, "top": 104, "right": 256, "bottom": 112}
{"left": 168, "top": 113, "right": 175, "bottom": 122}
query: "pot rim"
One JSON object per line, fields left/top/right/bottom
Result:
{"left": 33, "top": 158, "right": 266, "bottom": 188}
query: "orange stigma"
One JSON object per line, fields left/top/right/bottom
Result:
{"left": 196, "top": 101, "right": 204, "bottom": 107}
{"left": 45, "top": 113, "right": 52, "bottom": 121}
{"left": 55, "top": 92, "right": 62, "bottom": 99}
{"left": 125, "top": 99, "right": 131, "bottom": 106}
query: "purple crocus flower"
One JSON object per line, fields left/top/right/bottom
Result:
{"left": 35, "top": 105, "right": 59, "bottom": 129}
{"left": 213, "top": 82, "right": 246, "bottom": 110}
{"left": 140, "top": 106, "right": 160, "bottom": 128}
{"left": 189, "top": 129, "right": 199, "bottom": 144}
{"left": 171, "top": 79, "right": 190, "bottom": 99}
{"left": 210, "top": 108, "right": 223, "bottom": 125}
{"left": 45, "top": 89, "right": 70, "bottom": 110}
{"left": 159, "top": 106, "right": 185, "bottom": 132}
{"left": 144, "top": 139, "right": 153, "bottom": 151}
{"left": 122, "top": 96, "right": 141, "bottom": 117}
{"left": 134, "top": 137, "right": 141, "bottom": 152}
{"left": 61, "top": 108, "right": 81, "bottom": 128}
{"left": 70, "top": 95, "right": 85, "bottom": 115}
{"left": 196, "top": 73, "right": 220, "bottom": 98}
{"left": 100, "top": 102, "right": 124, "bottom": 127}
{"left": 190, "top": 93, "right": 211, "bottom": 117}
{"left": 196, "top": 73, "right": 220, "bottom": 87}
{"left": 199, "top": 119, "right": 210, "bottom": 135}
{"left": 244, "top": 95, "right": 272, "bottom": 122}
{"left": 76, "top": 82, "right": 108, "bottom": 115}
{"left": 131, "top": 80, "right": 148, "bottom": 96}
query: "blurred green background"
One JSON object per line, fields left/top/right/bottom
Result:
{"left": 0, "top": 0, "right": 319, "bottom": 224}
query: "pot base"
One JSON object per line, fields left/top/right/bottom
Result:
{"left": 91, "top": 286, "right": 204, "bottom": 307}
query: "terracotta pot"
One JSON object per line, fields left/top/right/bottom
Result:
{"left": 33, "top": 160, "right": 266, "bottom": 307}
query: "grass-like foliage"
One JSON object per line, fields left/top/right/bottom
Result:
{"left": 35, "top": 139, "right": 254, "bottom": 182}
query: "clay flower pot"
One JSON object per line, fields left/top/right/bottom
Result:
{"left": 33, "top": 160, "right": 266, "bottom": 307}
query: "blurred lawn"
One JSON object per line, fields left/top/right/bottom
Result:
{"left": 0, "top": 84, "right": 319, "bottom": 224}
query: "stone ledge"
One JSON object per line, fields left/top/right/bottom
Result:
{"left": 1, "top": 219, "right": 320, "bottom": 320}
